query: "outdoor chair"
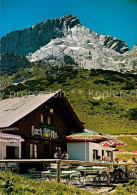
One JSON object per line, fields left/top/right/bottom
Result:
{"left": 85, "top": 167, "right": 107, "bottom": 185}
{"left": 42, "top": 171, "right": 70, "bottom": 183}
{"left": 110, "top": 168, "right": 127, "bottom": 183}
{"left": 30, "top": 171, "right": 42, "bottom": 180}
{"left": 28, "top": 170, "right": 49, "bottom": 181}
{"left": 61, "top": 164, "right": 70, "bottom": 171}
{"left": 67, "top": 171, "right": 82, "bottom": 186}
{"left": 76, "top": 166, "right": 87, "bottom": 176}
{"left": 41, "top": 171, "right": 56, "bottom": 182}
{"left": 124, "top": 169, "right": 133, "bottom": 179}
{"left": 28, "top": 168, "right": 41, "bottom": 180}
{"left": 125, "top": 165, "right": 137, "bottom": 179}
{"left": 10, "top": 164, "right": 19, "bottom": 173}
{"left": 85, "top": 169, "right": 100, "bottom": 184}
{"left": 135, "top": 166, "right": 137, "bottom": 178}
{"left": 61, "top": 172, "right": 73, "bottom": 185}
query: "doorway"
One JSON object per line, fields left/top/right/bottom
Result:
{"left": 6, "top": 146, "right": 19, "bottom": 159}
{"left": 93, "top": 149, "right": 98, "bottom": 161}
{"left": 44, "top": 143, "right": 51, "bottom": 158}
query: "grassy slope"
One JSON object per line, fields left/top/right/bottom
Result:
{"left": 1, "top": 66, "right": 137, "bottom": 151}
{"left": 113, "top": 180, "right": 137, "bottom": 195}
{"left": 48, "top": 68, "right": 137, "bottom": 135}
{"left": 0, "top": 171, "right": 91, "bottom": 195}
{"left": 0, "top": 171, "right": 137, "bottom": 195}
{"left": 116, "top": 136, "right": 137, "bottom": 152}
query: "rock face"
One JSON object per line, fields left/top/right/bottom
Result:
{"left": 0, "top": 53, "right": 32, "bottom": 75}
{"left": 0, "top": 14, "right": 137, "bottom": 74}
{"left": 0, "top": 15, "right": 80, "bottom": 56}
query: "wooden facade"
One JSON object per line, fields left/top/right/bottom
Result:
{"left": 3, "top": 91, "right": 84, "bottom": 160}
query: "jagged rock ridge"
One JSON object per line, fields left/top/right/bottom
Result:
{"left": 0, "top": 14, "right": 137, "bottom": 74}
{"left": 0, "top": 53, "right": 32, "bottom": 75}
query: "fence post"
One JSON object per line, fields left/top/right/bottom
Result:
{"left": 57, "top": 160, "right": 61, "bottom": 183}
{"left": 5, "top": 162, "right": 8, "bottom": 172}
{"left": 133, "top": 165, "right": 136, "bottom": 179}
{"left": 106, "top": 165, "right": 110, "bottom": 185}
{"left": 125, "top": 165, "right": 128, "bottom": 178}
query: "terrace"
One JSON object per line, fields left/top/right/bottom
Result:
{"left": 0, "top": 159, "right": 136, "bottom": 189}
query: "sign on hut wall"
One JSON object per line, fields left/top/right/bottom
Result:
{"left": 31, "top": 126, "right": 58, "bottom": 139}
{"left": 43, "top": 128, "right": 51, "bottom": 137}
{"left": 31, "top": 126, "right": 43, "bottom": 137}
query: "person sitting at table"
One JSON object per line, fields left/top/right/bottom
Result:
{"left": 61, "top": 150, "right": 69, "bottom": 160}
{"left": 132, "top": 157, "right": 137, "bottom": 163}
{"left": 54, "top": 150, "right": 59, "bottom": 159}
{"left": 94, "top": 156, "right": 101, "bottom": 162}
{"left": 102, "top": 156, "right": 107, "bottom": 162}
{"left": 113, "top": 158, "right": 123, "bottom": 182}
{"left": 113, "top": 158, "right": 119, "bottom": 166}
{"left": 121, "top": 158, "right": 127, "bottom": 163}
{"left": 58, "top": 150, "right": 61, "bottom": 159}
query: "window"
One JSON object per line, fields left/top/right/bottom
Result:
{"left": 50, "top": 108, "right": 54, "bottom": 113}
{"left": 102, "top": 150, "right": 104, "bottom": 157}
{"left": 106, "top": 151, "right": 112, "bottom": 161}
{"left": 30, "top": 144, "right": 38, "bottom": 159}
{"left": 30, "top": 144, "right": 33, "bottom": 158}
{"left": 93, "top": 150, "right": 98, "bottom": 161}
{"left": 47, "top": 116, "right": 51, "bottom": 125}
{"left": 40, "top": 115, "right": 44, "bottom": 123}
{"left": 39, "top": 114, "right": 53, "bottom": 125}
{"left": 34, "top": 144, "right": 37, "bottom": 158}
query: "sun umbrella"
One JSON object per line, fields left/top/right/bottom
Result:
{"left": 99, "top": 139, "right": 126, "bottom": 147}
{"left": 66, "top": 132, "right": 106, "bottom": 141}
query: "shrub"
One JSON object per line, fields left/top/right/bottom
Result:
{"left": 104, "top": 75, "right": 125, "bottom": 83}
{"left": 0, "top": 171, "right": 91, "bottom": 195}
{"left": 128, "top": 108, "right": 137, "bottom": 120}
{"left": 14, "top": 83, "right": 26, "bottom": 92}
{"left": 93, "top": 79, "right": 110, "bottom": 85}
{"left": 122, "top": 82, "right": 135, "bottom": 90}
{"left": 89, "top": 69, "right": 99, "bottom": 76}
{"left": 69, "top": 70, "right": 78, "bottom": 79}
{"left": 88, "top": 100, "right": 100, "bottom": 106}
{"left": 56, "top": 75, "right": 67, "bottom": 83}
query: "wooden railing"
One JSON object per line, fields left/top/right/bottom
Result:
{"left": 0, "top": 159, "right": 137, "bottom": 185}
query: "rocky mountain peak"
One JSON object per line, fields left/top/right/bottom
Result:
{"left": 0, "top": 14, "right": 136, "bottom": 75}
{"left": 58, "top": 14, "right": 81, "bottom": 27}
{"left": 0, "top": 14, "right": 81, "bottom": 56}
{"left": 103, "top": 35, "right": 129, "bottom": 54}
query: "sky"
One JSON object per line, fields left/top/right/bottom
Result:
{"left": 0, "top": 0, "right": 137, "bottom": 49}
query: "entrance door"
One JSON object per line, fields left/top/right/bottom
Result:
{"left": 44, "top": 144, "right": 51, "bottom": 158}
{"left": 6, "top": 146, "right": 19, "bottom": 159}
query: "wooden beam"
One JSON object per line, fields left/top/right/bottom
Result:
{"left": 106, "top": 165, "right": 110, "bottom": 185}
{"left": 0, "top": 159, "right": 60, "bottom": 163}
{"left": 57, "top": 160, "right": 61, "bottom": 183}
{"left": 0, "top": 159, "right": 136, "bottom": 167}
{"left": 5, "top": 162, "right": 8, "bottom": 172}
{"left": 133, "top": 165, "right": 136, "bottom": 179}
{"left": 60, "top": 160, "right": 134, "bottom": 166}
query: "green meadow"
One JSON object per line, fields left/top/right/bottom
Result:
{"left": 1, "top": 66, "right": 137, "bottom": 151}
{"left": 0, "top": 171, "right": 137, "bottom": 195}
